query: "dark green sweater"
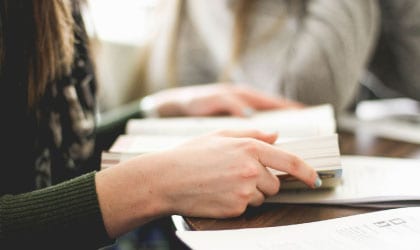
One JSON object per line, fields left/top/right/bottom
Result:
{"left": 0, "top": 172, "right": 113, "bottom": 249}
{"left": 0, "top": 1, "right": 144, "bottom": 248}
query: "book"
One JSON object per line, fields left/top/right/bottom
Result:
{"left": 266, "top": 155, "right": 420, "bottom": 208}
{"left": 104, "top": 103, "right": 342, "bottom": 189}
{"left": 338, "top": 98, "right": 420, "bottom": 144}
{"left": 125, "top": 104, "right": 336, "bottom": 137}
{"left": 102, "top": 134, "right": 343, "bottom": 189}
{"left": 109, "top": 134, "right": 195, "bottom": 154}
{"left": 176, "top": 207, "right": 420, "bottom": 250}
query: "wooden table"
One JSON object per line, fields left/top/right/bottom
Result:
{"left": 182, "top": 131, "right": 420, "bottom": 230}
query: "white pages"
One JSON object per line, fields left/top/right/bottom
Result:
{"left": 176, "top": 207, "right": 420, "bottom": 250}
{"left": 338, "top": 98, "right": 420, "bottom": 144}
{"left": 266, "top": 155, "right": 420, "bottom": 207}
{"left": 109, "top": 134, "right": 195, "bottom": 154}
{"left": 126, "top": 104, "right": 335, "bottom": 137}
{"left": 102, "top": 134, "right": 342, "bottom": 189}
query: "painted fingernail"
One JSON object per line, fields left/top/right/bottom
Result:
{"left": 314, "top": 176, "right": 322, "bottom": 188}
{"left": 242, "top": 107, "right": 255, "bottom": 117}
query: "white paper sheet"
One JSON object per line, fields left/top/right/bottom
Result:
{"left": 126, "top": 104, "right": 335, "bottom": 137}
{"left": 176, "top": 207, "right": 420, "bottom": 250}
{"left": 266, "top": 156, "right": 420, "bottom": 206}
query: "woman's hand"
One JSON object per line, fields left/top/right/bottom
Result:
{"left": 153, "top": 129, "right": 319, "bottom": 218}
{"left": 141, "top": 83, "right": 303, "bottom": 117}
{"left": 96, "top": 129, "right": 319, "bottom": 238}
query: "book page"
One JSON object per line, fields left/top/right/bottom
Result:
{"left": 126, "top": 104, "right": 335, "bottom": 137}
{"left": 266, "top": 156, "right": 420, "bottom": 206}
{"left": 109, "top": 134, "right": 194, "bottom": 153}
{"left": 176, "top": 207, "right": 420, "bottom": 250}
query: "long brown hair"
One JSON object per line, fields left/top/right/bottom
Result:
{"left": 0, "top": 0, "right": 75, "bottom": 110}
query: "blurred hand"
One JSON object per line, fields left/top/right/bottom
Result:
{"left": 143, "top": 83, "right": 304, "bottom": 117}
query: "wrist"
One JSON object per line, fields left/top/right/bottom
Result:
{"left": 95, "top": 159, "right": 169, "bottom": 238}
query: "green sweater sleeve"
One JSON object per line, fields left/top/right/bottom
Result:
{"left": 0, "top": 172, "right": 114, "bottom": 249}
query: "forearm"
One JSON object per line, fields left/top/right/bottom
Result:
{"left": 0, "top": 172, "right": 112, "bottom": 249}
{"left": 95, "top": 129, "right": 321, "bottom": 238}
{"left": 280, "top": 0, "right": 380, "bottom": 112}
{"left": 95, "top": 153, "right": 170, "bottom": 238}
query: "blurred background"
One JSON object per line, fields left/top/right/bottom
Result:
{"left": 86, "top": 0, "right": 160, "bottom": 111}
{"left": 86, "top": 0, "right": 420, "bottom": 123}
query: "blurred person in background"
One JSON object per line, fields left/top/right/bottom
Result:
{"left": 366, "top": 0, "right": 420, "bottom": 101}
{"left": 141, "top": 0, "right": 379, "bottom": 114}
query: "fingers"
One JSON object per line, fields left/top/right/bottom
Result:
{"left": 215, "top": 129, "right": 278, "bottom": 144}
{"left": 255, "top": 164, "right": 281, "bottom": 197}
{"left": 234, "top": 86, "right": 300, "bottom": 109}
{"left": 217, "top": 95, "right": 250, "bottom": 117}
{"left": 256, "top": 142, "right": 320, "bottom": 188}
{"left": 248, "top": 189, "right": 266, "bottom": 207}
{"left": 190, "top": 85, "right": 300, "bottom": 116}
{"left": 155, "top": 84, "right": 304, "bottom": 117}
{"left": 277, "top": 99, "right": 306, "bottom": 109}
{"left": 186, "top": 94, "right": 251, "bottom": 117}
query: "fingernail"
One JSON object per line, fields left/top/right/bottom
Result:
{"left": 314, "top": 176, "right": 322, "bottom": 188}
{"left": 242, "top": 107, "right": 255, "bottom": 117}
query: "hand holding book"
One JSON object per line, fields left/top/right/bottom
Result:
{"left": 102, "top": 133, "right": 341, "bottom": 190}
{"left": 98, "top": 129, "right": 323, "bottom": 232}
{"left": 104, "top": 104, "right": 341, "bottom": 191}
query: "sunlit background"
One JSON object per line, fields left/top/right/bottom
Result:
{"left": 86, "top": 0, "right": 161, "bottom": 111}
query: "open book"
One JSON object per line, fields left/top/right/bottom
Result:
{"left": 102, "top": 134, "right": 342, "bottom": 189}
{"left": 266, "top": 155, "right": 420, "bottom": 208}
{"left": 104, "top": 104, "right": 341, "bottom": 189}
{"left": 125, "top": 104, "right": 336, "bottom": 137}
{"left": 176, "top": 207, "right": 420, "bottom": 250}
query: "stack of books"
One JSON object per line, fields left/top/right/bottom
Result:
{"left": 125, "top": 104, "right": 336, "bottom": 137}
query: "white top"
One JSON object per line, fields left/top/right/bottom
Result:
{"left": 145, "top": 0, "right": 380, "bottom": 112}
